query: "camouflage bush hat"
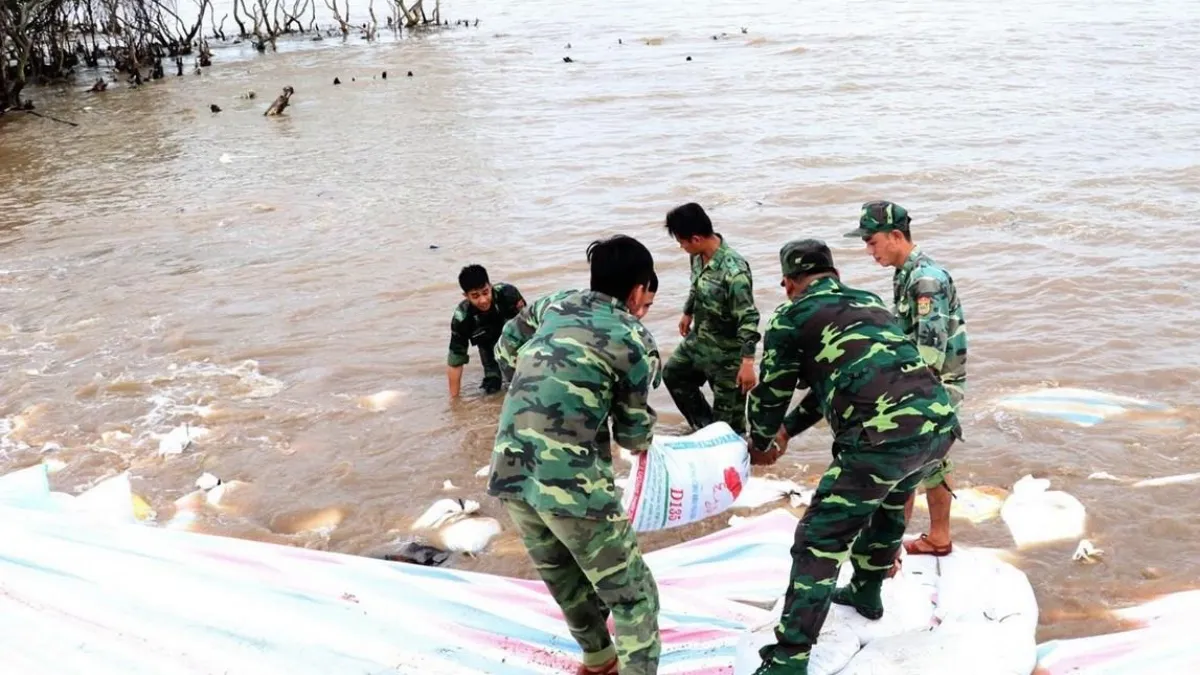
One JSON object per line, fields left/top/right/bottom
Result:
{"left": 779, "top": 239, "right": 836, "bottom": 277}
{"left": 844, "top": 200, "right": 910, "bottom": 238}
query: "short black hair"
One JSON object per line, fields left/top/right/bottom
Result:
{"left": 647, "top": 270, "right": 658, "bottom": 294}
{"left": 586, "top": 235, "right": 655, "bottom": 301}
{"left": 665, "top": 202, "right": 714, "bottom": 240}
{"left": 458, "top": 265, "right": 489, "bottom": 292}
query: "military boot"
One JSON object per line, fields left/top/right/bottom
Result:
{"left": 831, "top": 578, "right": 885, "bottom": 620}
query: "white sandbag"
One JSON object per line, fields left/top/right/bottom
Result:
{"left": 734, "top": 545, "right": 1038, "bottom": 675}
{"left": 933, "top": 548, "right": 1039, "bottom": 636}
{"left": 1000, "top": 475, "right": 1087, "bottom": 548}
{"left": 411, "top": 498, "right": 500, "bottom": 554}
{"left": 437, "top": 517, "right": 503, "bottom": 554}
{"left": 829, "top": 558, "right": 938, "bottom": 646}
{"left": 620, "top": 422, "right": 750, "bottom": 532}
{"left": 732, "top": 477, "right": 812, "bottom": 510}
{"left": 838, "top": 622, "right": 1037, "bottom": 675}
{"left": 733, "top": 604, "right": 861, "bottom": 675}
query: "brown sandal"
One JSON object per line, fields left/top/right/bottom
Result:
{"left": 903, "top": 533, "right": 953, "bottom": 556}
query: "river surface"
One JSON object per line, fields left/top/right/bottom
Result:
{"left": 3, "top": 0, "right": 1199, "bottom": 643}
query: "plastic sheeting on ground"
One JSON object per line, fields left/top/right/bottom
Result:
{"left": 993, "top": 386, "right": 1185, "bottom": 429}
{"left": 2, "top": 466, "right": 1198, "bottom": 674}
{"left": 0, "top": 501, "right": 762, "bottom": 674}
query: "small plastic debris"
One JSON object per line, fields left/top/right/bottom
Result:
{"left": 1072, "top": 539, "right": 1103, "bottom": 564}
{"left": 132, "top": 494, "right": 156, "bottom": 522}
{"left": 442, "top": 479, "right": 458, "bottom": 491}
{"left": 195, "top": 472, "right": 221, "bottom": 491}
{"left": 157, "top": 424, "right": 210, "bottom": 456}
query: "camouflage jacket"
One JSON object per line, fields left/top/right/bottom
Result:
{"left": 893, "top": 247, "right": 967, "bottom": 406}
{"left": 682, "top": 235, "right": 761, "bottom": 359}
{"left": 487, "top": 289, "right": 660, "bottom": 520}
{"left": 446, "top": 282, "right": 526, "bottom": 367}
{"left": 746, "top": 276, "right": 958, "bottom": 452}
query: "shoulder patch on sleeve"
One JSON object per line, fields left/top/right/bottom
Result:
{"left": 911, "top": 274, "right": 945, "bottom": 296}
{"left": 916, "top": 295, "right": 933, "bottom": 316}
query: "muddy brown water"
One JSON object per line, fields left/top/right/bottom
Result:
{"left": 3, "top": 0, "right": 1200, "bottom": 643}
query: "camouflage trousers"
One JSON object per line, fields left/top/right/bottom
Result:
{"left": 759, "top": 430, "right": 957, "bottom": 671}
{"left": 503, "top": 500, "right": 661, "bottom": 675}
{"left": 663, "top": 337, "right": 745, "bottom": 434}
{"left": 920, "top": 387, "right": 963, "bottom": 490}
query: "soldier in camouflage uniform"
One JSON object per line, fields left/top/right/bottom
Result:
{"left": 446, "top": 264, "right": 526, "bottom": 398}
{"left": 662, "top": 202, "right": 761, "bottom": 434}
{"left": 744, "top": 239, "right": 961, "bottom": 675}
{"left": 845, "top": 201, "right": 968, "bottom": 558}
{"left": 487, "top": 235, "right": 662, "bottom": 675}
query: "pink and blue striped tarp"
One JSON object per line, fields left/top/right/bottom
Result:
{"left": 1, "top": 464, "right": 1195, "bottom": 674}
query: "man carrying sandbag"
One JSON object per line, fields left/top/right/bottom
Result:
{"left": 844, "top": 200, "right": 968, "bottom": 560}
{"left": 486, "top": 235, "right": 662, "bottom": 675}
{"left": 743, "top": 239, "right": 961, "bottom": 675}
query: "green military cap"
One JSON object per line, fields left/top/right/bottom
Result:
{"left": 843, "top": 200, "right": 911, "bottom": 238}
{"left": 779, "top": 239, "right": 836, "bottom": 277}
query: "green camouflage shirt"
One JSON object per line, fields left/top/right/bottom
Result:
{"left": 893, "top": 247, "right": 967, "bottom": 406}
{"left": 746, "top": 276, "right": 958, "bottom": 452}
{"left": 446, "top": 282, "right": 526, "bottom": 367}
{"left": 682, "top": 235, "right": 761, "bottom": 359}
{"left": 487, "top": 289, "right": 659, "bottom": 520}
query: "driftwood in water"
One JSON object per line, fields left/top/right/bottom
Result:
{"left": 23, "top": 109, "right": 79, "bottom": 126}
{"left": 264, "top": 85, "right": 293, "bottom": 116}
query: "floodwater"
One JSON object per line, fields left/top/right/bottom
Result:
{"left": 3, "top": 0, "right": 1199, "bottom": 643}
